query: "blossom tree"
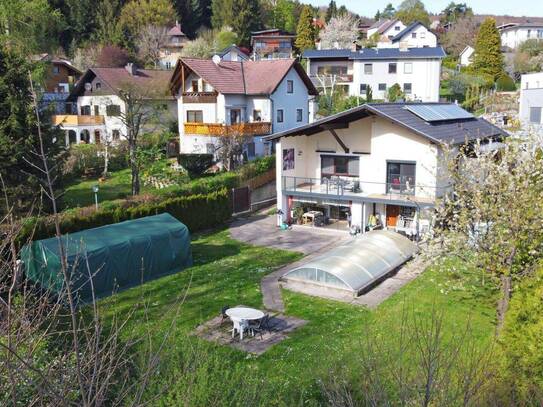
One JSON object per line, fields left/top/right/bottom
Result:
{"left": 319, "top": 14, "right": 359, "bottom": 49}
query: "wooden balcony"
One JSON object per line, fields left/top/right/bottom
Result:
{"left": 184, "top": 122, "right": 272, "bottom": 136}
{"left": 52, "top": 115, "right": 105, "bottom": 126}
{"left": 181, "top": 92, "right": 218, "bottom": 103}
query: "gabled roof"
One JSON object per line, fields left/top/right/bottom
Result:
{"left": 218, "top": 45, "right": 250, "bottom": 60}
{"left": 264, "top": 103, "right": 509, "bottom": 145}
{"left": 31, "top": 53, "right": 81, "bottom": 75}
{"left": 391, "top": 21, "right": 431, "bottom": 42}
{"left": 302, "top": 46, "right": 446, "bottom": 60}
{"left": 168, "top": 22, "right": 186, "bottom": 37}
{"left": 377, "top": 19, "right": 399, "bottom": 34}
{"left": 169, "top": 58, "right": 318, "bottom": 96}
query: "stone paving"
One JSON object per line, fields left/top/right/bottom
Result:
{"left": 193, "top": 311, "right": 308, "bottom": 355}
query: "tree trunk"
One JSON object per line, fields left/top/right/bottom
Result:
{"left": 129, "top": 138, "right": 140, "bottom": 195}
{"left": 103, "top": 142, "right": 109, "bottom": 177}
{"left": 496, "top": 274, "right": 511, "bottom": 334}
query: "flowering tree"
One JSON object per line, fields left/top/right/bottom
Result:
{"left": 319, "top": 14, "right": 359, "bottom": 49}
{"left": 137, "top": 25, "right": 169, "bottom": 68}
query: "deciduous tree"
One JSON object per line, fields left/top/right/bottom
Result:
{"left": 319, "top": 14, "right": 360, "bottom": 49}
{"left": 395, "top": 0, "right": 430, "bottom": 26}
{"left": 137, "top": 25, "right": 169, "bottom": 68}
{"left": 119, "top": 0, "right": 176, "bottom": 45}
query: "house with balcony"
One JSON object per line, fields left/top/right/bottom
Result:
{"left": 499, "top": 23, "right": 543, "bottom": 49}
{"left": 265, "top": 103, "right": 508, "bottom": 234}
{"left": 159, "top": 21, "right": 188, "bottom": 69}
{"left": 250, "top": 29, "right": 296, "bottom": 60}
{"left": 304, "top": 47, "right": 445, "bottom": 102}
{"left": 56, "top": 64, "right": 176, "bottom": 146}
{"left": 519, "top": 72, "right": 543, "bottom": 132}
{"left": 169, "top": 56, "right": 318, "bottom": 160}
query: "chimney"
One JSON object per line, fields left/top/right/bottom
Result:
{"left": 125, "top": 63, "right": 137, "bottom": 76}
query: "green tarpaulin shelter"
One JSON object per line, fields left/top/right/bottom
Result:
{"left": 21, "top": 213, "right": 192, "bottom": 303}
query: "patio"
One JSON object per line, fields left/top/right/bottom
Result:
{"left": 193, "top": 308, "right": 308, "bottom": 355}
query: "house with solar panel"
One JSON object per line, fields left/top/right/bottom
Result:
{"left": 265, "top": 103, "right": 508, "bottom": 236}
{"left": 169, "top": 56, "right": 318, "bottom": 160}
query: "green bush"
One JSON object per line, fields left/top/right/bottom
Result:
{"left": 500, "top": 266, "right": 543, "bottom": 400}
{"left": 63, "top": 143, "right": 129, "bottom": 178}
{"left": 178, "top": 154, "right": 214, "bottom": 177}
{"left": 387, "top": 83, "right": 405, "bottom": 102}
{"left": 496, "top": 74, "right": 516, "bottom": 91}
{"left": 17, "top": 189, "right": 231, "bottom": 245}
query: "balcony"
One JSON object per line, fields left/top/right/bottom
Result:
{"left": 181, "top": 92, "right": 217, "bottom": 103}
{"left": 184, "top": 122, "right": 272, "bottom": 136}
{"left": 282, "top": 176, "right": 440, "bottom": 206}
{"left": 310, "top": 74, "right": 353, "bottom": 84}
{"left": 52, "top": 115, "right": 105, "bottom": 126}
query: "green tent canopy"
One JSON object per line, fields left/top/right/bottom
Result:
{"left": 21, "top": 213, "right": 192, "bottom": 303}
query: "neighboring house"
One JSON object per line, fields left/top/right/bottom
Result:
{"left": 159, "top": 21, "right": 188, "bottom": 69}
{"left": 381, "top": 21, "right": 438, "bottom": 49}
{"left": 265, "top": 103, "right": 508, "bottom": 233}
{"left": 499, "top": 23, "right": 543, "bottom": 49}
{"left": 519, "top": 72, "right": 543, "bottom": 131}
{"left": 367, "top": 19, "right": 406, "bottom": 43}
{"left": 169, "top": 56, "right": 318, "bottom": 160}
{"left": 251, "top": 29, "right": 295, "bottom": 60}
{"left": 303, "top": 47, "right": 445, "bottom": 102}
{"left": 219, "top": 45, "right": 250, "bottom": 62}
{"left": 54, "top": 64, "right": 176, "bottom": 146}
{"left": 32, "top": 54, "right": 82, "bottom": 114}
{"left": 459, "top": 45, "right": 475, "bottom": 66}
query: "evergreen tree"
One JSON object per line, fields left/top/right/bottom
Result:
{"left": 325, "top": 0, "right": 337, "bottom": 23}
{"left": 382, "top": 3, "right": 396, "bottom": 19}
{"left": 295, "top": 5, "right": 316, "bottom": 52}
{"left": 211, "top": 0, "right": 234, "bottom": 29}
{"left": 94, "top": 0, "right": 123, "bottom": 46}
{"left": 374, "top": 10, "right": 381, "bottom": 20}
{"left": 471, "top": 18, "right": 504, "bottom": 80}
{"left": 231, "top": 0, "right": 261, "bottom": 46}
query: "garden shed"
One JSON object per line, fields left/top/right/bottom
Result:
{"left": 22, "top": 213, "right": 192, "bottom": 303}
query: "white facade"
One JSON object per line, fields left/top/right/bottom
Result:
{"left": 378, "top": 24, "right": 437, "bottom": 49}
{"left": 500, "top": 25, "right": 543, "bottom": 49}
{"left": 520, "top": 72, "right": 543, "bottom": 131}
{"left": 368, "top": 20, "right": 406, "bottom": 41}
{"left": 459, "top": 46, "right": 474, "bottom": 66}
{"left": 307, "top": 57, "right": 441, "bottom": 102}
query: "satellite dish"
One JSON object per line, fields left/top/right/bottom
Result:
{"left": 212, "top": 55, "right": 221, "bottom": 65}
{"left": 84, "top": 82, "right": 92, "bottom": 91}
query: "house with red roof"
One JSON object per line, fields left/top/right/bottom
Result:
{"left": 169, "top": 56, "right": 318, "bottom": 160}
{"left": 160, "top": 21, "right": 188, "bottom": 70}
{"left": 53, "top": 64, "right": 176, "bottom": 146}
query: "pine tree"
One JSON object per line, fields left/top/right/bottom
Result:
{"left": 325, "top": 0, "right": 337, "bottom": 23}
{"left": 211, "top": 0, "right": 234, "bottom": 29}
{"left": 295, "top": 5, "right": 316, "bottom": 52}
{"left": 471, "top": 17, "right": 504, "bottom": 80}
{"left": 231, "top": 0, "right": 261, "bottom": 46}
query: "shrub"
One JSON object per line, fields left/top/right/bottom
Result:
{"left": 387, "top": 83, "right": 404, "bottom": 102}
{"left": 178, "top": 154, "right": 214, "bottom": 177}
{"left": 496, "top": 74, "right": 516, "bottom": 91}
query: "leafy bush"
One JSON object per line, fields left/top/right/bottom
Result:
{"left": 387, "top": 83, "right": 404, "bottom": 102}
{"left": 496, "top": 74, "right": 516, "bottom": 91}
{"left": 63, "top": 143, "right": 128, "bottom": 178}
{"left": 178, "top": 154, "right": 214, "bottom": 177}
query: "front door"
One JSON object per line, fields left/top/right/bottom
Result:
{"left": 230, "top": 109, "right": 241, "bottom": 124}
{"left": 386, "top": 205, "right": 400, "bottom": 227}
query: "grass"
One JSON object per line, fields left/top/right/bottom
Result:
{"left": 98, "top": 228, "right": 498, "bottom": 405}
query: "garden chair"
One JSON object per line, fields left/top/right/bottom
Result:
{"left": 249, "top": 314, "right": 272, "bottom": 339}
{"left": 220, "top": 306, "right": 230, "bottom": 324}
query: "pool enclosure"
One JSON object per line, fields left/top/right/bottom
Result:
{"left": 281, "top": 230, "right": 417, "bottom": 297}
{"left": 22, "top": 213, "right": 193, "bottom": 303}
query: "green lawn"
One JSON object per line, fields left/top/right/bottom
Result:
{"left": 98, "top": 228, "right": 498, "bottom": 405}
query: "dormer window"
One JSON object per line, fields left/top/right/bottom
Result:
{"left": 95, "top": 82, "right": 101, "bottom": 90}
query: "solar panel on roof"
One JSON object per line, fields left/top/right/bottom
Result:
{"left": 405, "top": 104, "right": 474, "bottom": 122}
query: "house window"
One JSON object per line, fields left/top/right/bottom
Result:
{"left": 403, "top": 83, "right": 412, "bottom": 94}
{"left": 411, "top": 32, "right": 417, "bottom": 38}
{"left": 287, "top": 80, "right": 294, "bottom": 93}
{"left": 388, "top": 63, "right": 397, "bottom": 73}
{"left": 230, "top": 109, "right": 241, "bottom": 124}
{"left": 112, "top": 130, "right": 120, "bottom": 141}
{"left": 253, "top": 109, "right": 262, "bottom": 121}
{"left": 378, "top": 83, "right": 387, "bottom": 91}
{"left": 317, "top": 65, "right": 348, "bottom": 75}
{"left": 420, "top": 31, "right": 426, "bottom": 39}
{"left": 191, "top": 80, "right": 198, "bottom": 92}
{"left": 80, "top": 105, "right": 91, "bottom": 115}
{"left": 321, "top": 155, "right": 359, "bottom": 177}
{"left": 247, "top": 142, "right": 256, "bottom": 157}
{"left": 296, "top": 108, "right": 303, "bottom": 122}
{"left": 186, "top": 110, "right": 203, "bottom": 122}
{"left": 255, "top": 41, "right": 266, "bottom": 49}
{"left": 93, "top": 105, "right": 100, "bottom": 116}
{"left": 279, "top": 40, "right": 291, "bottom": 48}
{"left": 395, "top": 26, "right": 401, "bottom": 31}
{"left": 530, "top": 107, "right": 542, "bottom": 124}
{"left": 388, "top": 35, "right": 394, "bottom": 40}
{"left": 527, "top": 29, "right": 531, "bottom": 38}
{"left": 106, "top": 105, "right": 121, "bottom": 116}
{"left": 165, "top": 61, "right": 172, "bottom": 69}
{"left": 387, "top": 162, "right": 416, "bottom": 194}
{"left": 277, "top": 109, "right": 284, "bottom": 123}
{"left": 360, "top": 83, "right": 367, "bottom": 94}
{"left": 53, "top": 66, "right": 60, "bottom": 74}
{"left": 364, "top": 63, "right": 373, "bottom": 74}
{"left": 404, "top": 62, "right": 413, "bottom": 74}
{"left": 95, "top": 82, "right": 101, "bottom": 90}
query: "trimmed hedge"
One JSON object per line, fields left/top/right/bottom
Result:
{"left": 18, "top": 189, "right": 231, "bottom": 245}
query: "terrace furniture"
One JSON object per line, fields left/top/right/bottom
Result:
{"left": 249, "top": 314, "right": 271, "bottom": 339}
{"left": 220, "top": 305, "right": 230, "bottom": 324}
{"left": 302, "top": 211, "right": 323, "bottom": 225}
{"left": 225, "top": 307, "right": 265, "bottom": 340}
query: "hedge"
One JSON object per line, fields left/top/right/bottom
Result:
{"left": 17, "top": 189, "right": 231, "bottom": 245}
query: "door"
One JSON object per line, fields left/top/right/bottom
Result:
{"left": 94, "top": 130, "right": 101, "bottom": 144}
{"left": 94, "top": 105, "right": 99, "bottom": 116}
{"left": 230, "top": 109, "right": 241, "bottom": 124}
{"left": 386, "top": 205, "right": 400, "bottom": 227}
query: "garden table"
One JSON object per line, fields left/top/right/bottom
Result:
{"left": 226, "top": 307, "right": 265, "bottom": 340}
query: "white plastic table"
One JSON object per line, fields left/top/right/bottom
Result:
{"left": 225, "top": 307, "right": 265, "bottom": 340}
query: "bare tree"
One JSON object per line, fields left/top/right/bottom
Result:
{"left": 213, "top": 129, "right": 253, "bottom": 171}
{"left": 137, "top": 25, "right": 169, "bottom": 69}
{"left": 441, "top": 16, "right": 479, "bottom": 56}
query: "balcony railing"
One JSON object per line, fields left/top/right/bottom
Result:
{"left": 181, "top": 92, "right": 217, "bottom": 103}
{"left": 52, "top": 115, "right": 105, "bottom": 126}
{"left": 311, "top": 74, "right": 353, "bottom": 83}
{"left": 282, "top": 176, "right": 442, "bottom": 205}
{"left": 184, "top": 122, "right": 272, "bottom": 136}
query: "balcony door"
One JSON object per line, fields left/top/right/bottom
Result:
{"left": 230, "top": 109, "right": 242, "bottom": 124}
{"left": 386, "top": 161, "right": 416, "bottom": 195}
{"left": 321, "top": 155, "right": 359, "bottom": 178}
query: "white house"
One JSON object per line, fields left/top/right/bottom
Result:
{"left": 265, "top": 103, "right": 508, "bottom": 234}
{"left": 378, "top": 21, "right": 438, "bottom": 49}
{"left": 459, "top": 45, "right": 474, "bottom": 66}
{"left": 159, "top": 22, "right": 188, "bottom": 70}
{"left": 303, "top": 47, "right": 445, "bottom": 102}
{"left": 169, "top": 56, "right": 318, "bottom": 160}
{"left": 219, "top": 45, "right": 250, "bottom": 62}
{"left": 519, "top": 72, "right": 543, "bottom": 131}
{"left": 367, "top": 19, "right": 406, "bottom": 42}
{"left": 55, "top": 64, "right": 176, "bottom": 146}
{"left": 499, "top": 23, "right": 543, "bottom": 49}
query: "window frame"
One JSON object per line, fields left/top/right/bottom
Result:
{"left": 287, "top": 80, "right": 294, "bottom": 94}
{"left": 276, "top": 109, "right": 284, "bottom": 123}
{"left": 321, "top": 155, "right": 360, "bottom": 178}
{"left": 386, "top": 161, "right": 416, "bottom": 194}
{"left": 360, "top": 83, "right": 367, "bottom": 94}
{"left": 378, "top": 83, "right": 387, "bottom": 91}
{"left": 106, "top": 104, "right": 121, "bottom": 117}
{"left": 296, "top": 108, "right": 303, "bottom": 122}
{"left": 388, "top": 63, "right": 397, "bottom": 74}
{"left": 364, "top": 63, "right": 373, "bottom": 74}
{"left": 186, "top": 110, "right": 203, "bottom": 123}
{"left": 404, "top": 62, "right": 413, "bottom": 74}
{"left": 403, "top": 83, "right": 412, "bottom": 94}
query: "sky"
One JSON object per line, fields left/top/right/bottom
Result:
{"left": 312, "top": 0, "right": 543, "bottom": 18}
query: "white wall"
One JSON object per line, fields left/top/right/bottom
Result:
{"left": 501, "top": 27, "right": 543, "bottom": 49}
{"left": 520, "top": 72, "right": 543, "bottom": 127}
{"left": 78, "top": 94, "right": 126, "bottom": 142}
{"left": 460, "top": 46, "right": 474, "bottom": 66}
{"left": 378, "top": 25, "right": 437, "bottom": 49}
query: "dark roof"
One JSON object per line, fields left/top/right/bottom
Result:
{"left": 264, "top": 103, "right": 509, "bottom": 145}
{"left": 369, "top": 19, "right": 400, "bottom": 34}
{"left": 391, "top": 21, "right": 430, "bottom": 42}
{"left": 251, "top": 29, "right": 295, "bottom": 36}
{"left": 302, "top": 46, "right": 446, "bottom": 60}
{"left": 169, "top": 58, "right": 318, "bottom": 96}
{"left": 499, "top": 23, "right": 543, "bottom": 31}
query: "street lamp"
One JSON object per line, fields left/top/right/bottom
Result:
{"left": 92, "top": 185, "right": 99, "bottom": 209}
